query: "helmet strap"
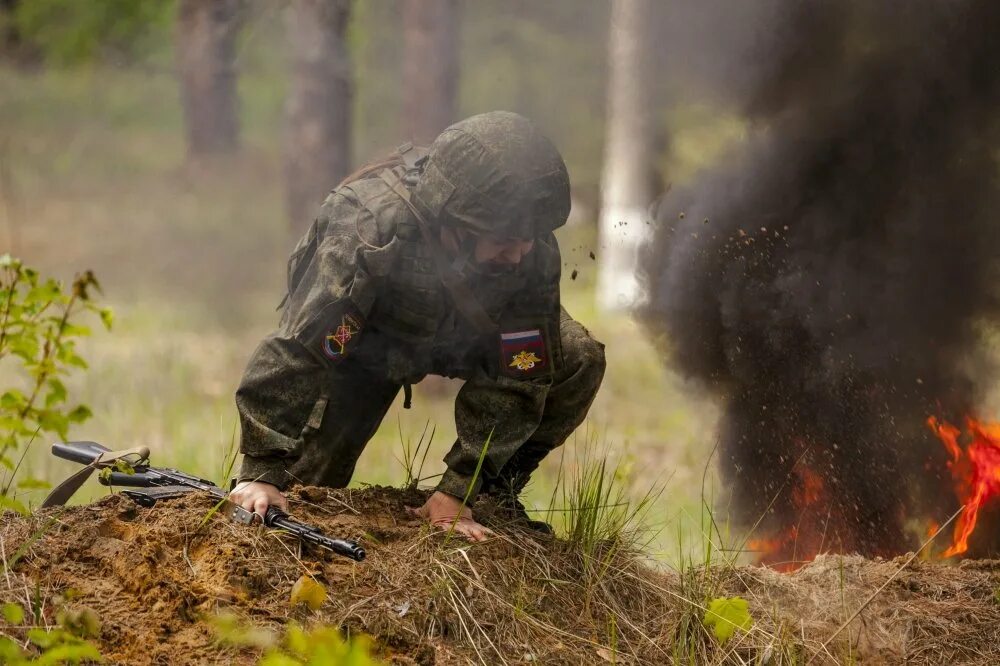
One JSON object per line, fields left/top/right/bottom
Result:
{"left": 380, "top": 169, "right": 497, "bottom": 336}
{"left": 450, "top": 231, "right": 478, "bottom": 274}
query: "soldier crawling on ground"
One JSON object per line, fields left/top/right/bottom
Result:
{"left": 230, "top": 111, "right": 606, "bottom": 541}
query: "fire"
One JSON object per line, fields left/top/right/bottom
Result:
{"left": 749, "top": 464, "right": 833, "bottom": 572}
{"left": 927, "top": 416, "right": 1000, "bottom": 557}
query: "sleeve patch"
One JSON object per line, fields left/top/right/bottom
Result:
{"left": 321, "top": 310, "right": 365, "bottom": 362}
{"left": 295, "top": 300, "right": 366, "bottom": 365}
{"left": 499, "top": 328, "right": 551, "bottom": 379}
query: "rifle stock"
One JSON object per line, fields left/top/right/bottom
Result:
{"left": 48, "top": 441, "right": 366, "bottom": 562}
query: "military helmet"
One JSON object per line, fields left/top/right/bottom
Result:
{"left": 412, "top": 111, "right": 571, "bottom": 239}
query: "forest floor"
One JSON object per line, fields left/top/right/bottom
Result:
{"left": 3, "top": 487, "right": 1000, "bottom": 665}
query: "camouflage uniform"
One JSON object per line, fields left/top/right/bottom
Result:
{"left": 236, "top": 112, "right": 605, "bottom": 502}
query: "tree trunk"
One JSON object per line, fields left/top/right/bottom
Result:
{"left": 284, "top": 0, "right": 352, "bottom": 230}
{"left": 1, "top": 0, "right": 22, "bottom": 58}
{"left": 401, "top": 0, "right": 459, "bottom": 144}
{"left": 176, "top": 0, "right": 244, "bottom": 158}
{"left": 596, "top": 0, "right": 656, "bottom": 312}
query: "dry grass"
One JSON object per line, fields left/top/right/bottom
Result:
{"left": 3, "top": 488, "right": 999, "bottom": 665}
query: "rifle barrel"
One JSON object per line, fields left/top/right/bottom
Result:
{"left": 265, "top": 510, "right": 366, "bottom": 562}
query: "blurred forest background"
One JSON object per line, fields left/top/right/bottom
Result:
{"left": 0, "top": 0, "right": 762, "bottom": 560}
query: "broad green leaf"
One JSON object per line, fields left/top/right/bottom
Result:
{"left": 64, "top": 353, "right": 89, "bottom": 370}
{"left": 703, "top": 596, "right": 753, "bottom": 644}
{"left": 68, "top": 405, "right": 93, "bottom": 424}
{"left": 0, "top": 494, "right": 29, "bottom": 515}
{"left": 46, "top": 378, "right": 68, "bottom": 407}
{"left": 283, "top": 623, "right": 309, "bottom": 657}
{"left": 27, "top": 627, "right": 58, "bottom": 649}
{"left": 24, "top": 282, "right": 62, "bottom": 306}
{"left": 17, "top": 477, "right": 51, "bottom": 490}
{"left": 0, "top": 390, "right": 26, "bottom": 410}
{"left": 0, "top": 636, "right": 24, "bottom": 662}
{"left": 33, "top": 641, "right": 103, "bottom": 665}
{"left": 259, "top": 653, "right": 301, "bottom": 666}
{"left": 289, "top": 575, "right": 327, "bottom": 611}
{"left": 61, "top": 324, "right": 91, "bottom": 338}
{"left": 2, "top": 602, "right": 24, "bottom": 624}
{"left": 38, "top": 411, "right": 70, "bottom": 437}
{"left": 99, "top": 307, "right": 114, "bottom": 330}
{"left": 210, "top": 612, "right": 276, "bottom": 650}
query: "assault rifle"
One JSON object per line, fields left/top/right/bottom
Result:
{"left": 45, "top": 441, "right": 366, "bottom": 562}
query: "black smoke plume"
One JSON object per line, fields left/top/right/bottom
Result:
{"left": 640, "top": 0, "right": 1000, "bottom": 560}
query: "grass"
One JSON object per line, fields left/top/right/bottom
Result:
{"left": 552, "top": 431, "right": 663, "bottom": 568}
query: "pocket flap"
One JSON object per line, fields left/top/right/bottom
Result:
{"left": 304, "top": 395, "right": 329, "bottom": 432}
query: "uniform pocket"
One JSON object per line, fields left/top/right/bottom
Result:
{"left": 300, "top": 395, "right": 329, "bottom": 438}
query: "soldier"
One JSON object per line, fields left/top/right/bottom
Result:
{"left": 230, "top": 111, "right": 605, "bottom": 541}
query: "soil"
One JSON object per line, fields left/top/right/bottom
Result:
{"left": 2, "top": 487, "right": 1000, "bottom": 665}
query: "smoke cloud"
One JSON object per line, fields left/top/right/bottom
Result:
{"left": 641, "top": 0, "right": 1000, "bottom": 558}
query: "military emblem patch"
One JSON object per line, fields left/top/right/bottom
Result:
{"left": 322, "top": 311, "right": 364, "bottom": 361}
{"left": 500, "top": 328, "right": 549, "bottom": 378}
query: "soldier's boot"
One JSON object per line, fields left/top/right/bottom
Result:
{"left": 489, "top": 494, "right": 554, "bottom": 535}
{"left": 480, "top": 473, "right": 554, "bottom": 535}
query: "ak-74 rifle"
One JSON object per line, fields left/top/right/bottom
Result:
{"left": 42, "top": 441, "right": 366, "bottom": 562}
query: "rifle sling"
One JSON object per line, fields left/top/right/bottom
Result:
{"left": 380, "top": 170, "right": 498, "bottom": 337}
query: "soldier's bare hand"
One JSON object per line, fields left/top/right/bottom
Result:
{"left": 408, "top": 491, "right": 493, "bottom": 542}
{"left": 230, "top": 480, "right": 288, "bottom": 518}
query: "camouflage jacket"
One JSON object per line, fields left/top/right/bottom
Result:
{"left": 236, "top": 169, "right": 563, "bottom": 500}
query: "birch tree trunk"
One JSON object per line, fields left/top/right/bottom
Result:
{"left": 596, "top": 0, "right": 656, "bottom": 312}
{"left": 401, "top": 0, "right": 459, "bottom": 144}
{"left": 176, "top": 0, "right": 244, "bottom": 158}
{"left": 283, "top": 0, "right": 352, "bottom": 229}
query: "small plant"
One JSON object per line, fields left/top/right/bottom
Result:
{"left": 703, "top": 596, "right": 753, "bottom": 644}
{"left": 0, "top": 255, "right": 112, "bottom": 509}
{"left": 212, "top": 612, "right": 385, "bottom": 665}
{"left": 395, "top": 418, "right": 434, "bottom": 490}
{"left": 553, "top": 435, "right": 660, "bottom": 571}
{"left": 0, "top": 600, "right": 103, "bottom": 664}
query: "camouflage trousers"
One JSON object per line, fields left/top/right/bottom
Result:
{"left": 281, "top": 310, "right": 606, "bottom": 498}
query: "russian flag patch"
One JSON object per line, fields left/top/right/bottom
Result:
{"left": 500, "top": 328, "right": 550, "bottom": 378}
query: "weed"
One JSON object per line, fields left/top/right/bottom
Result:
{"left": 553, "top": 433, "right": 661, "bottom": 576}
{"left": 0, "top": 256, "right": 111, "bottom": 504}
{"left": 395, "top": 417, "right": 435, "bottom": 490}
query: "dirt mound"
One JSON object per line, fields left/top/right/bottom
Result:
{"left": 0, "top": 487, "right": 671, "bottom": 665}
{"left": 2, "top": 487, "right": 1000, "bottom": 665}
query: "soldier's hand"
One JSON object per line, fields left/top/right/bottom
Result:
{"left": 408, "top": 491, "right": 494, "bottom": 542}
{"left": 230, "top": 480, "right": 288, "bottom": 518}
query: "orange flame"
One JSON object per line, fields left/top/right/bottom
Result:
{"left": 927, "top": 415, "right": 1000, "bottom": 557}
{"left": 749, "top": 464, "right": 832, "bottom": 572}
